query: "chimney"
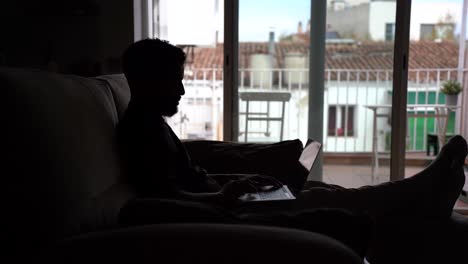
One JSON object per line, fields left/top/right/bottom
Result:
{"left": 297, "top": 21, "right": 303, "bottom": 34}
{"left": 268, "top": 31, "right": 275, "bottom": 56}
{"left": 307, "top": 19, "right": 310, "bottom": 33}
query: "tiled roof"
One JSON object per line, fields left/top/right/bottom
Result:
{"left": 187, "top": 41, "right": 460, "bottom": 81}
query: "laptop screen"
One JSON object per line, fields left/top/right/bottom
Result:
{"left": 299, "top": 140, "right": 321, "bottom": 172}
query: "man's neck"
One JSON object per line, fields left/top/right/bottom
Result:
{"left": 128, "top": 99, "right": 164, "bottom": 119}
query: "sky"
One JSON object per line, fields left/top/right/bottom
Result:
{"left": 239, "top": 0, "right": 310, "bottom": 41}
{"left": 239, "top": 0, "right": 465, "bottom": 42}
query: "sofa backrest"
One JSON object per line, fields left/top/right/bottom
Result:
{"left": 2, "top": 67, "right": 134, "bottom": 248}
{"left": 94, "top": 74, "right": 130, "bottom": 120}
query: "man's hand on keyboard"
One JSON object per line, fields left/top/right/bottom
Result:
{"left": 219, "top": 179, "right": 258, "bottom": 204}
{"left": 245, "top": 175, "right": 283, "bottom": 190}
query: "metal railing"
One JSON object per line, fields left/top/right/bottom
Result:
{"left": 168, "top": 67, "right": 465, "bottom": 152}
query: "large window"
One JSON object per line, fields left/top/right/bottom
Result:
{"left": 146, "top": 1, "right": 468, "bottom": 195}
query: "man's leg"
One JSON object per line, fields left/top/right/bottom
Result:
{"left": 295, "top": 135, "right": 467, "bottom": 219}
{"left": 235, "top": 136, "right": 467, "bottom": 219}
{"left": 232, "top": 136, "right": 465, "bottom": 260}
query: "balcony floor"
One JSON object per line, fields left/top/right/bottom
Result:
{"left": 323, "top": 163, "right": 468, "bottom": 210}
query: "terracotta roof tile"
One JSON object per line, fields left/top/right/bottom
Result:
{"left": 186, "top": 41, "right": 460, "bottom": 81}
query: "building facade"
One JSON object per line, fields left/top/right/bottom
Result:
{"left": 327, "top": 0, "right": 460, "bottom": 42}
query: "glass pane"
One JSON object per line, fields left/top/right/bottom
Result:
{"left": 406, "top": 0, "right": 467, "bottom": 210}
{"left": 323, "top": 0, "right": 397, "bottom": 187}
{"left": 237, "top": 0, "right": 311, "bottom": 143}
{"left": 153, "top": 0, "right": 224, "bottom": 140}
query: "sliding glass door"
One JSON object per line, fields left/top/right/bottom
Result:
{"left": 321, "top": 0, "right": 399, "bottom": 186}
{"left": 235, "top": 0, "right": 311, "bottom": 144}
{"left": 405, "top": 0, "right": 468, "bottom": 210}
{"left": 221, "top": 0, "right": 414, "bottom": 183}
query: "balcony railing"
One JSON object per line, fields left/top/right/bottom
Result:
{"left": 168, "top": 67, "right": 466, "bottom": 153}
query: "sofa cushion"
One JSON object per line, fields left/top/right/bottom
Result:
{"left": 2, "top": 67, "right": 133, "bottom": 247}
{"left": 94, "top": 74, "right": 130, "bottom": 121}
{"left": 183, "top": 139, "right": 310, "bottom": 194}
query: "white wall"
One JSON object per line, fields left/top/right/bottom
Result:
{"left": 368, "top": 1, "right": 397, "bottom": 41}
{"left": 173, "top": 81, "right": 394, "bottom": 152}
{"left": 323, "top": 83, "right": 391, "bottom": 152}
{"left": 327, "top": 0, "right": 370, "bottom": 11}
{"left": 156, "top": 0, "right": 221, "bottom": 46}
{"left": 410, "top": 2, "right": 461, "bottom": 41}
{"left": 328, "top": 1, "right": 462, "bottom": 41}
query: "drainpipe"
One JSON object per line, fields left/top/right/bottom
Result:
{"left": 268, "top": 30, "right": 275, "bottom": 56}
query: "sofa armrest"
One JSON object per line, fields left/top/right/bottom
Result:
{"left": 46, "top": 224, "right": 361, "bottom": 264}
{"left": 183, "top": 139, "right": 309, "bottom": 193}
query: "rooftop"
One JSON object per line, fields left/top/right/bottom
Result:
{"left": 187, "top": 41, "right": 460, "bottom": 81}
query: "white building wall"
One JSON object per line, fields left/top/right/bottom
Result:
{"left": 235, "top": 84, "right": 392, "bottom": 151}
{"left": 328, "top": 1, "right": 461, "bottom": 41}
{"left": 327, "top": 4, "right": 370, "bottom": 40}
{"left": 172, "top": 77, "right": 447, "bottom": 152}
{"left": 327, "top": 0, "right": 370, "bottom": 11}
{"left": 173, "top": 81, "right": 395, "bottom": 152}
{"left": 323, "top": 83, "right": 391, "bottom": 152}
{"left": 368, "top": 1, "right": 397, "bottom": 41}
{"left": 168, "top": 81, "right": 218, "bottom": 139}
{"left": 410, "top": 2, "right": 461, "bottom": 41}
{"left": 155, "top": 0, "right": 219, "bottom": 46}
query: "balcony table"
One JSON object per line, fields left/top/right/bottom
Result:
{"left": 364, "top": 104, "right": 460, "bottom": 183}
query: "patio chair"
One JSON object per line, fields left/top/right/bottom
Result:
{"left": 239, "top": 92, "right": 291, "bottom": 142}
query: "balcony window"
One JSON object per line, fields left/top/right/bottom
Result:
{"left": 385, "top": 23, "right": 395, "bottom": 42}
{"left": 328, "top": 105, "right": 355, "bottom": 137}
{"left": 420, "top": 23, "right": 455, "bottom": 41}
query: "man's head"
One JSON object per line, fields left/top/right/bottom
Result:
{"left": 122, "top": 38, "right": 186, "bottom": 116}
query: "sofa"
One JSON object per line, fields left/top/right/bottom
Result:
{"left": 2, "top": 67, "right": 362, "bottom": 263}
{"left": 3, "top": 67, "right": 468, "bottom": 264}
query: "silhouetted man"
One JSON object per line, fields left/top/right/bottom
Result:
{"left": 118, "top": 39, "right": 264, "bottom": 205}
{"left": 117, "top": 38, "right": 467, "bottom": 258}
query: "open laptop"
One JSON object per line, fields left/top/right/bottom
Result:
{"left": 238, "top": 140, "right": 322, "bottom": 202}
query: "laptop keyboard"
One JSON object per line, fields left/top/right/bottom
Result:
{"left": 258, "top": 187, "right": 292, "bottom": 200}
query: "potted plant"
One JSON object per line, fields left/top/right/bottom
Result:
{"left": 440, "top": 80, "right": 462, "bottom": 106}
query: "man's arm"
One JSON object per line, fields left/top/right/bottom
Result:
{"left": 175, "top": 179, "right": 257, "bottom": 206}
{"left": 175, "top": 189, "right": 225, "bottom": 204}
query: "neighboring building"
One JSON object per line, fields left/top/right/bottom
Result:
{"left": 154, "top": 0, "right": 223, "bottom": 46}
{"left": 327, "top": 0, "right": 460, "bottom": 42}
{"left": 281, "top": 21, "right": 351, "bottom": 44}
{"left": 173, "top": 41, "right": 460, "bottom": 152}
{"left": 327, "top": 0, "right": 396, "bottom": 41}
{"left": 327, "top": 0, "right": 370, "bottom": 11}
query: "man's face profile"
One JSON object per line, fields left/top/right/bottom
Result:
{"left": 149, "top": 66, "right": 185, "bottom": 117}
